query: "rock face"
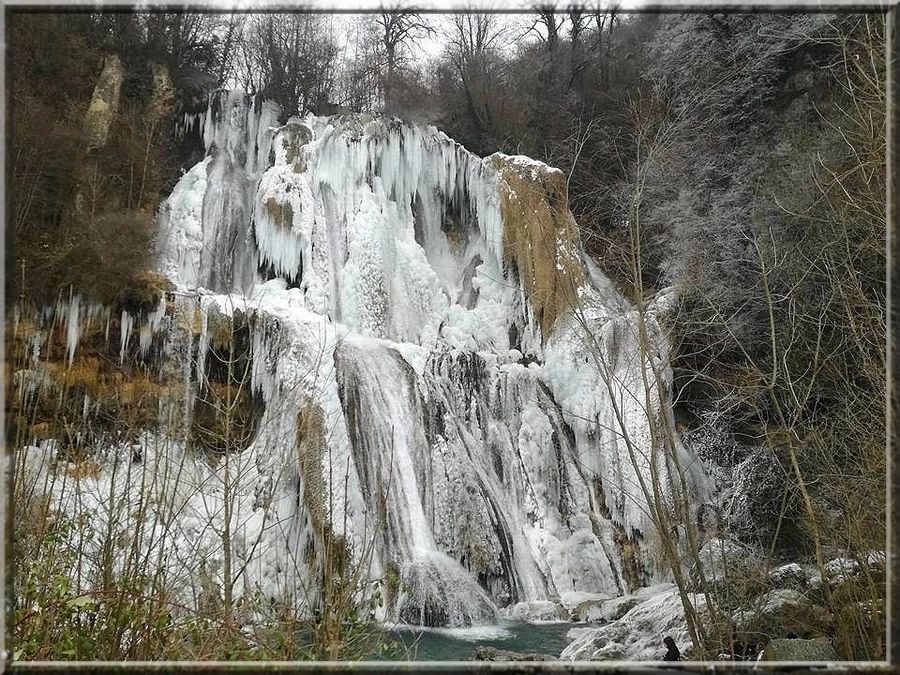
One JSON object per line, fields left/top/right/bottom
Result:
{"left": 75, "top": 53, "right": 126, "bottom": 216}
{"left": 84, "top": 53, "right": 125, "bottom": 151}
{"left": 148, "top": 62, "right": 176, "bottom": 127}
{"left": 22, "top": 91, "right": 708, "bottom": 629}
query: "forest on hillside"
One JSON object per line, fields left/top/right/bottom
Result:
{"left": 6, "top": 8, "right": 887, "bottom": 663}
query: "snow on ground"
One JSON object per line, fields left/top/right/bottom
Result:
{"left": 560, "top": 584, "right": 705, "bottom": 661}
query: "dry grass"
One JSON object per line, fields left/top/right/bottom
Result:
{"left": 65, "top": 458, "right": 103, "bottom": 479}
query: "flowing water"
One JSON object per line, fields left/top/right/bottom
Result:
{"left": 384, "top": 621, "right": 577, "bottom": 661}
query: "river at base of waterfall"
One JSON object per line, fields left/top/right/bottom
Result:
{"left": 381, "top": 620, "right": 576, "bottom": 661}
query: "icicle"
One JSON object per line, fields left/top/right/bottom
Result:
{"left": 30, "top": 330, "right": 42, "bottom": 366}
{"left": 120, "top": 309, "right": 133, "bottom": 364}
{"left": 138, "top": 294, "right": 167, "bottom": 358}
{"left": 197, "top": 304, "right": 209, "bottom": 384}
{"left": 253, "top": 123, "right": 316, "bottom": 281}
{"left": 138, "top": 100, "right": 706, "bottom": 620}
{"left": 202, "top": 92, "right": 215, "bottom": 153}
{"left": 65, "top": 295, "right": 81, "bottom": 365}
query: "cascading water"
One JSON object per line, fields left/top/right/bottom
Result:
{"left": 335, "top": 338, "right": 497, "bottom": 627}
{"left": 25, "top": 90, "right": 708, "bottom": 628}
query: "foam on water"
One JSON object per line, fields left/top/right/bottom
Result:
{"left": 423, "top": 625, "right": 514, "bottom": 641}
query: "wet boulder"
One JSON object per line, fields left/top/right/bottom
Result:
{"left": 559, "top": 591, "right": 611, "bottom": 622}
{"left": 598, "top": 595, "right": 642, "bottom": 622}
{"left": 473, "top": 646, "right": 557, "bottom": 661}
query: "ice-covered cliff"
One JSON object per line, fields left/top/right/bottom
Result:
{"left": 23, "top": 90, "right": 706, "bottom": 628}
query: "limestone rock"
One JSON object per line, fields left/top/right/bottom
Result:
{"left": 599, "top": 595, "right": 642, "bottom": 622}
{"left": 762, "top": 637, "right": 838, "bottom": 661}
{"left": 693, "top": 537, "right": 760, "bottom": 584}
{"left": 732, "top": 588, "right": 832, "bottom": 639}
{"left": 473, "top": 646, "right": 557, "bottom": 661}
{"left": 84, "top": 54, "right": 124, "bottom": 151}
{"left": 559, "top": 591, "right": 611, "bottom": 622}
{"left": 560, "top": 584, "right": 703, "bottom": 661}
{"left": 768, "top": 562, "right": 811, "bottom": 589}
{"left": 572, "top": 598, "right": 608, "bottom": 622}
{"left": 506, "top": 600, "right": 568, "bottom": 622}
{"left": 149, "top": 62, "right": 175, "bottom": 122}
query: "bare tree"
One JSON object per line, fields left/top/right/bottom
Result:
{"left": 236, "top": 14, "right": 339, "bottom": 115}
{"left": 444, "top": 13, "right": 508, "bottom": 146}
{"left": 337, "top": 16, "right": 383, "bottom": 112}
{"left": 526, "top": 4, "right": 561, "bottom": 52}
{"left": 375, "top": 9, "right": 434, "bottom": 110}
{"left": 591, "top": 5, "right": 619, "bottom": 53}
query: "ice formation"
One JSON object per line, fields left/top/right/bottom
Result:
{"left": 560, "top": 583, "right": 706, "bottom": 660}
{"left": 24, "top": 91, "right": 709, "bottom": 629}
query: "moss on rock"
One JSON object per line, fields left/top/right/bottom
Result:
{"left": 296, "top": 401, "right": 327, "bottom": 526}
{"left": 265, "top": 197, "right": 294, "bottom": 230}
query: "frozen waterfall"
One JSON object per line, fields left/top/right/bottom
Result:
{"left": 27, "top": 90, "right": 707, "bottom": 629}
